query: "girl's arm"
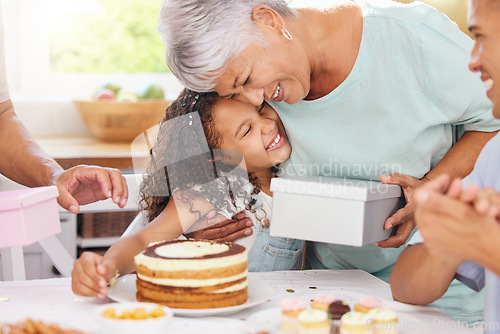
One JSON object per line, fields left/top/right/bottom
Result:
{"left": 72, "top": 193, "right": 217, "bottom": 297}
{"left": 104, "top": 191, "right": 218, "bottom": 275}
{"left": 72, "top": 199, "right": 183, "bottom": 297}
{"left": 107, "top": 188, "right": 220, "bottom": 273}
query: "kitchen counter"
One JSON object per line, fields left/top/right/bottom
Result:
{"left": 34, "top": 135, "right": 148, "bottom": 172}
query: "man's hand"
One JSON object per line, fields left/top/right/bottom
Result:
{"left": 50, "top": 165, "right": 128, "bottom": 214}
{"left": 184, "top": 211, "right": 253, "bottom": 242}
{"left": 420, "top": 174, "right": 500, "bottom": 218}
{"left": 413, "top": 182, "right": 495, "bottom": 263}
{"left": 377, "top": 173, "right": 427, "bottom": 248}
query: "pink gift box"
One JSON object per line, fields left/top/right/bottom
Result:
{"left": 0, "top": 186, "right": 60, "bottom": 248}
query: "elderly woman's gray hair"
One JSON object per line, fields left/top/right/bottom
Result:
{"left": 158, "top": 0, "right": 297, "bottom": 92}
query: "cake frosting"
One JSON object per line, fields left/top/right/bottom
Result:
{"left": 134, "top": 239, "right": 248, "bottom": 309}
{"left": 357, "top": 297, "right": 382, "bottom": 309}
{"left": 281, "top": 298, "right": 308, "bottom": 312}
{"left": 368, "top": 308, "right": 398, "bottom": 334}
{"left": 340, "top": 312, "right": 370, "bottom": 326}
{"left": 354, "top": 296, "right": 383, "bottom": 313}
{"left": 367, "top": 308, "right": 398, "bottom": 321}
{"left": 281, "top": 298, "right": 307, "bottom": 333}
{"left": 298, "top": 309, "right": 329, "bottom": 323}
{"left": 312, "top": 293, "right": 337, "bottom": 305}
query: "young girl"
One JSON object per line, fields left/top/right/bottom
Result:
{"left": 71, "top": 88, "right": 304, "bottom": 298}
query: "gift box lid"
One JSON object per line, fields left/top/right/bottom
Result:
{"left": 270, "top": 176, "right": 402, "bottom": 201}
{"left": 0, "top": 186, "right": 59, "bottom": 211}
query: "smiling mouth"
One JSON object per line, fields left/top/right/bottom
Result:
{"left": 485, "top": 78, "right": 494, "bottom": 90}
{"left": 271, "top": 83, "right": 281, "bottom": 100}
{"left": 266, "top": 133, "right": 281, "bottom": 150}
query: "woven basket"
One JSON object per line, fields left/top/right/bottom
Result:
{"left": 78, "top": 211, "right": 139, "bottom": 238}
{"left": 73, "top": 100, "right": 170, "bottom": 142}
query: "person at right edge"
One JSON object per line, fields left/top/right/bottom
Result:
{"left": 391, "top": 0, "right": 500, "bottom": 332}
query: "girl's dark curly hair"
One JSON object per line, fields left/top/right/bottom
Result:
{"left": 139, "top": 88, "right": 254, "bottom": 225}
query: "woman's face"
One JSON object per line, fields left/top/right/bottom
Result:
{"left": 213, "top": 29, "right": 311, "bottom": 106}
{"left": 214, "top": 99, "right": 291, "bottom": 173}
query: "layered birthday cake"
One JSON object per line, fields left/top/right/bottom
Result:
{"left": 134, "top": 239, "right": 248, "bottom": 309}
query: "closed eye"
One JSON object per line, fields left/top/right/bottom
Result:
{"left": 243, "top": 126, "right": 251, "bottom": 137}
{"left": 258, "top": 103, "right": 265, "bottom": 113}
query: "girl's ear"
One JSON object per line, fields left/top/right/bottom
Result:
{"left": 252, "top": 5, "right": 286, "bottom": 30}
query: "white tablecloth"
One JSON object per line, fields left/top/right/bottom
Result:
{"left": 0, "top": 270, "right": 480, "bottom": 334}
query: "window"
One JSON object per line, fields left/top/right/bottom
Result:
{"left": 3, "top": 0, "right": 182, "bottom": 97}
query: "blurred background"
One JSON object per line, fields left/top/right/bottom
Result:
{"left": 2, "top": 0, "right": 469, "bottom": 99}
{"left": 397, "top": 0, "right": 469, "bottom": 35}
{"left": 0, "top": 0, "right": 472, "bottom": 280}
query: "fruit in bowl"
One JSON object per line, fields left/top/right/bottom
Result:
{"left": 74, "top": 82, "right": 170, "bottom": 142}
{"left": 95, "top": 88, "right": 116, "bottom": 101}
{"left": 100, "top": 81, "right": 122, "bottom": 96}
{"left": 117, "top": 91, "right": 139, "bottom": 102}
{"left": 139, "top": 83, "right": 165, "bottom": 100}
{"left": 73, "top": 99, "right": 170, "bottom": 142}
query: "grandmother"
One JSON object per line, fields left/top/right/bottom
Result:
{"left": 158, "top": 0, "right": 499, "bottom": 323}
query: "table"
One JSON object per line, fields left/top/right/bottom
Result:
{"left": 0, "top": 270, "right": 480, "bottom": 334}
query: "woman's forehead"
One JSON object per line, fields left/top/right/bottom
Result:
{"left": 214, "top": 45, "right": 262, "bottom": 92}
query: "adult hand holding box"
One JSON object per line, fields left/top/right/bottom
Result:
{"left": 270, "top": 176, "right": 403, "bottom": 247}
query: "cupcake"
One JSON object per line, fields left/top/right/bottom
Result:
{"left": 327, "top": 300, "right": 350, "bottom": 334}
{"left": 281, "top": 298, "right": 308, "bottom": 333}
{"left": 297, "top": 309, "right": 330, "bottom": 334}
{"left": 311, "top": 294, "right": 337, "bottom": 311}
{"left": 339, "top": 312, "right": 372, "bottom": 334}
{"left": 367, "top": 308, "right": 398, "bottom": 334}
{"left": 353, "top": 297, "right": 382, "bottom": 313}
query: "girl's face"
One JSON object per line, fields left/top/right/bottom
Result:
{"left": 214, "top": 99, "right": 291, "bottom": 173}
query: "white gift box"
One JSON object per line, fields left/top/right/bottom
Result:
{"left": 269, "top": 176, "right": 403, "bottom": 246}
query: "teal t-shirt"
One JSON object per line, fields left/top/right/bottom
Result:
{"left": 270, "top": 0, "right": 499, "bottom": 271}
{"left": 272, "top": 0, "right": 498, "bottom": 182}
{"left": 269, "top": 0, "right": 498, "bottom": 324}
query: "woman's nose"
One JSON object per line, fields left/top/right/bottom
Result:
{"left": 238, "top": 87, "right": 265, "bottom": 106}
{"left": 469, "top": 42, "right": 481, "bottom": 73}
{"left": 261, "top": 118, "right": 276, "bottom": 135}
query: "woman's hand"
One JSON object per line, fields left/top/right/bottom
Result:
{"left": 184, "top": 211, "right": 253, "bottom": 242}
{"left": 377, "top": 173, "right": 428, "bottom": 248}
{"left": 71, "top": 252, "right": 117, "bottom": 298}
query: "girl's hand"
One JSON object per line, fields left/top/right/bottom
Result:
{"left": 377, "top": 173, "right": 428, "bottom": 248}
{"left": 71, "top": 252, "right": 117, "bottom": 298}
{"left": 184, "top": 211, "right": 253, "bottom": 242}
